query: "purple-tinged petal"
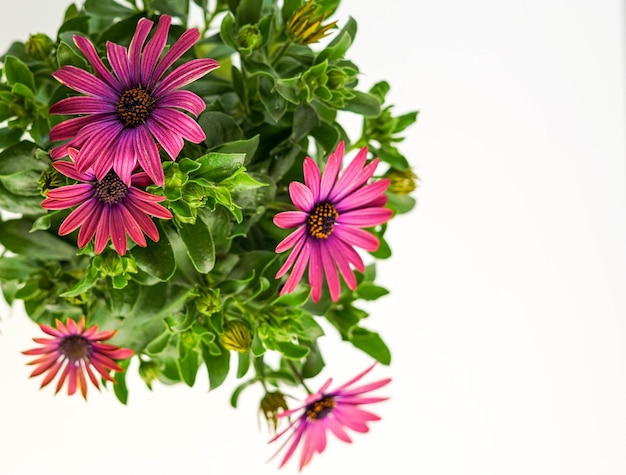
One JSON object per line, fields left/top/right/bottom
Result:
{"left": 134, "top": 125, "right": 164, "bottom": 186}
{"left": 49, "top": 96, "right": 116, "bottom": 115}
{"left": 324, "top": 238, "right": 357, "bottom": 290}
{"left": 117, "top": 204, "right": 147, "bottom": 247}
{"left": 153, "top": 58, "right": 220, "bottom": 95}
{"left": 302, "top": 157, "right": 321, "bottom": 202}
{"left": 279, "top": 240, "right": 311, "bottom": 295}
{"left": 335, "top": 179, "right": 391, "bottom": 213}
{"left": 73, "top": 35, "right": 121, "bottom": 92}
{"left": 318, "top": 140, "right": 344, "bottom": 201}
{"left": 124, "top": 202, "right": 161, "bottom": 242}
{"left": 58, "top": 200, "right": 97, "bottom": 236}
{"left": 108, "top": 208, "right": 128, "bottom": 255}
{"left": 334, "top": 225, "right": 380, "bottom": 252}
{"left": 145, "top": 116, "right": 184, "bottom": 160}
{"left": 50, "top": 115, "right": 104, "bottom": 142}
{"left": 149, "top": 28, "right": 201, "bottom": 87}
{"left": 273, "top": 211, "right": 307, "bottom": 229}
{"left": 128, "top": 18, "right": 153, "bottom": 84}
{"left": 320, "top": 244, "right": 341, "bottom": 301}
{"left": 106, "top": 41, "right": 131, "bottom": 89}
{"left": 94, "top": 205, "right": 111, "bottom": 254}
{"left": 276, "top": 231, "right": 307, "bottom": 277}
{"left": 52, "top": 66, "right": 118, "bottom": 101}
{"left": 155, "top": 89, "right": 207, "bottom": 116}
{"left": 140, "top": 14, "right": 171, "bottom": 85}
{"left": 112, "top": 129, "right": 138, "bottom": 186}
{"left": 308, "top": 241, "right": 323, "bottom": 302}
{"left": 337, "top": 207, "right": 394, "bottom": 227}
{"left": 275, "top": 226, "right": 307, "bottom": 255}
{"left": 330, "top": 157, "right": 380, "bottom": 204}
{"left": 289, "top": 181, "right": 314, "bottom": 212}
{"left": 149, "top": 108, "right": 206, "bottom": 143}
{"left": 42, "top": 184, "right": 94, "bottom": 209}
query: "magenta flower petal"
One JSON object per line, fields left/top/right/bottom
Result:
{"left": 22, "top": 317, "right": 134, "bottom": 399}
{"left": 49, "top": 14, "right": 219, "bottom": 185}
{"left": 274, "top": 142, "right": 392, "bottom": 302}
{"left": 42, "top": 157, "right": 172, "bottom": 255}
{"left": 269, "top": 363, "right": 390, "bottom": 471}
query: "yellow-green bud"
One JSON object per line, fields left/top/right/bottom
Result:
{"left": 196, "top": 288, "right": 221, "bottom": 316}
{"left": 138, "top": 360, "right": 160, "bottom": 390}
{"left": 26, "top": 33, "right": 54, "bottom": 61}
{"left": 286, "top": 1, "right": 337, "bottom": 45}
{"left": 260, "top": 391, "right": 289, "bottom": 432}
{"left": 38, "top": 167, "right": 65, "bottom": 196}
{"left": 385, "top": 168, "right": 419, "bottom": 195}
{"left": 221, "top": 320, "right": 252, "bottom": 353}
{"left": 237, "top": 24, "right": 263, "bottom": 51}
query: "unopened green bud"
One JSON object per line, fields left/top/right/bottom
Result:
{"left": 138, "top": 360, "right": 160, "bottom": 390}
{"left": 385, "top": 168, "right": 419, "bottom": 195}
{"left": 260, "top": 391, "right": 289, "bottom": 432}
{"left": 26, "top": 33, "right": 54, "bottom": 60}
{"left": 196, "top": 288, "right": 221, "bottom": 316}
{"left": 237, "top": 24, "right": 262, "bottom": 51}
{"left": 221, "top": 320, "right": 252, "bottom": 353}
{"left": 39, "top": 167, "right": 65, "bottom": 196}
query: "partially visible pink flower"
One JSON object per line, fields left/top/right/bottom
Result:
{"left": 273, "top": 141, "right": 393, "bottom": 302}
{"left": 22, "top": 317, "right": 134, "bottom": 399}
{"left": 269, "top": 363, "right": 391, "bottom": 471}
{"left": 42, "top": 148, "right": 172, "bottom": 255}
{"left": 49, "top": 14, "right": 219, "bottom": 186}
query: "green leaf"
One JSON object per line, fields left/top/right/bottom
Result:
{"left": 56, "top": 41, "right": 88, "bottom": 68}
{"left": 202, "top": 342, "right": 230, "bottom": 390}
{"left": 230, "top": 378, "right": 256, "bottom": 408}
{"left": 291, "top": 104, "right": 319, "bottom": 142}
{"left": 198, "top": 111, "right": 244, "bottom": 149}
{"left": 177, "top": 338, "right": 199, "bottom": 387}
{"left": 60, "top": 270, "right": 99, "bottom": 298}
{"left": 275, "top": 340, "right": 309, "bottom": 359}
{"left": 356, "top": 283, "right": 389, "bottom": 301}
{"left": 84, "top": 0, "right": 134, "bottom": 18}
{"left": 3, "top": 56, "right": 35, "bottom": 91}
{"left": 0, "top": 255, "right": 37, "bottom": 281}
{"left": 342, "top": 91, "right": 381, "bottom": 117}
{"left": 131, "top": 223, "right": 176, "bottom": 281}
{"left": 112, "top": 357, "right": 131, "bottom": 404}
{"left": 350, "top": 327, "right": 391, "bottom": 364}
{"left": 0, "top": 219, "right": 77, "bottom": 260}
{"left": 178, "top": 218, "right": 216, "bottom": 274}
{"left": 0, "top": 127, "right": 24, "bottom": 149}
{"left": 236, "top": 0, "right": 262, "bottom": 26}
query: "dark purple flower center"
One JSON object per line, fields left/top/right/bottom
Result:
{"left": 307, "top": 202, "right": 338, "bottom": 239}
{"left": 305, "top": 395, "right": 336, "bottom": 421}
{"left": 117, "top": 87, "right": 154, "bottom": 126}
{"left": 95, "top": 171, "right": 129, "bottom": 205}
{"left": 59, "top": 335, "right": 92, "bottom": 361}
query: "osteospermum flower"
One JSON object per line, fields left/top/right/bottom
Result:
{"left": 22, "top": 317, "right": 134, "bottom": 399}
{"left": 42, "top": 148, "right": 173, "bottom": 255}
{"left": 269, "top": 363, "right": 390, "bottom": 471}
{"left": 273, "top": 141, "right": 393, "bottom": 302}
{"left": 49, "top": 14, "right": 219, "bottom": 186}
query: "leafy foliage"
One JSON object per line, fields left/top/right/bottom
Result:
{"left": 0, "top": 0, "right": 417, "bottom": 408}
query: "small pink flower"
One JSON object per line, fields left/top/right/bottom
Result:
{"left": 49, "top": 14, "right": 219, "bottom": 186}
{"left": 41, "top": 148, "right": 173, "bottom": 255}
{"left": 22, "top": 317, "right": 134, "bottom": 399}
{"left": 269, "top": 363, "right": 391, "bottom": 471}
{"left": 273, "top": 142, "right": 393, "bottom": 302}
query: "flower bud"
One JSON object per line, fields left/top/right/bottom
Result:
{"left": 38, "top": 167, "right": 65, "bottom": 196}
{"left": 26, "top": 33, "right": 54, "bottom": 60}
{"left": 384, "top": 168, "right": 419, "bottom": 195}
{"left": 260, "top": 391, "right": 289, "bottom": 432}
{"left": 196, "top": 288, "right": 221, "bottom": 316}
{"left": 286, "top": 1, "right": 337, "bottom": 45}
{"left": 139, "top": 360, "right": 160, "bottom": 390}
{"left": 237, "top": 24, "right": 262, "bottom": 51}
{"left": 221, "top": 320, "right": 252, "bottom": 353}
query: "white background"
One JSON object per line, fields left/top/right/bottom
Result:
{"left": 1, "top": 1, "right": 625, "bottom": 474}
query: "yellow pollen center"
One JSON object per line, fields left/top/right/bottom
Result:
{"left": 307, "top": 202, "right": 338, "bottom": 239}
{"left": 117, "top": 87, "right": 154, "bottom": 126}
{"left": 306, "top": 396, "right": 336, "bottom": 421}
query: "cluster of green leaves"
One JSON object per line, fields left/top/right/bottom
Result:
{"left": 0, "top": 0, "right": 417, "bottom": 408}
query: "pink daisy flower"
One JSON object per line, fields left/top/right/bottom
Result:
{"left": 269, "top": 363, "right": 391, "bottom": 471}
{"left": 22, "top": 317, "right": 134, "bottom": 399}
{"left": 273, "top": 141, "right": 393, "bottom": 302}
{"left": 49, "top": 14, "right": 219, "bottom": 186}
{"left": 41, "top": 148, "right": 173, "bottom": 255}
